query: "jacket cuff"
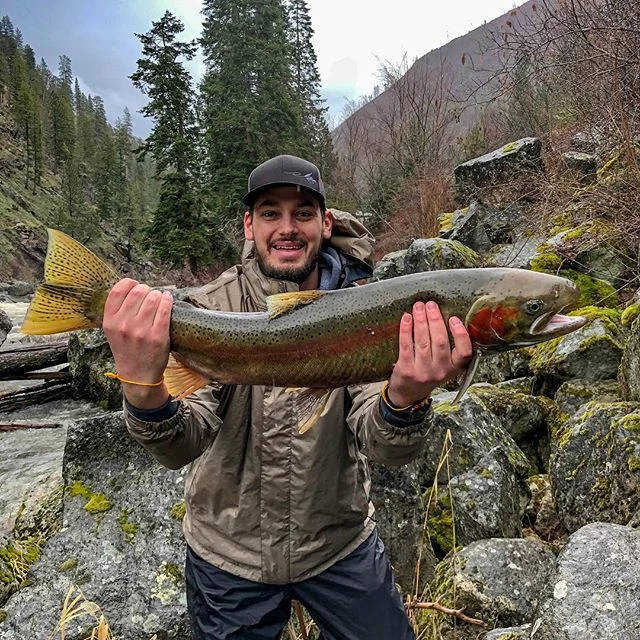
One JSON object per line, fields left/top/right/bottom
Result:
{"left": 124, "top": 396, "right": 180, "bottom": 422}
{"left": 378, "top": 394, "right": 432, "bottom": 428}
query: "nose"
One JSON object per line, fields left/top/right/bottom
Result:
{"left": 278, "top": 214, "right": 297, "bottom": 235}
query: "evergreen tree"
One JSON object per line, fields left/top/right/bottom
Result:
{"left": 24, "top": 44, "right": 35, "bottom": 71}
{"left": 199, "top": 0, "right": 306, "bottom": 225}
{"left": 131, "top": 10, "right": 212, "bottom": 272}
{"left": 285, "top": 0, "right": 335, "bottom": 178}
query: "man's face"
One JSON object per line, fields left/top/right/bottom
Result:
{"left": 243, "top": 186, "right": 333, "bottom": 290}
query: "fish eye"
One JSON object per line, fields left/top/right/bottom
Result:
{"left": 524, "top": 299, "right": 545, "bottom": 314}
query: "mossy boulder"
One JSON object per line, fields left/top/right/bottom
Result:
{"left": 619, "top": 315, "right": 640, "bottom": 402}
{"left": 554, "top": 378, "right": 620, "bottom": 417}
{"left": 437, "top": 537, "right": 554, "bottom": 629}
{"left": 67, "top": 328, "right": 122, "bottom": 409}
{"left": 550, "top": 401, "right": 640, "bottom": 533}
{"left": 541, "top": 220, "right": 631, "bottom": 286}
{"left": 371, "top": 249, "right": 407, "bottom": 281}
{"left": 403, "top": 238, "right": 481, "bottom": 274}
{"left": 454, "top": 137, "right": 544, "bottom": 204}
{"left": 531, "top": 316, "right": 624, "bottom": 383}
{"left": 0, "top": 412, "right": 191, "bottom": 639}
{"left": 560, "top": 151, "right": 598, "bottom": 183}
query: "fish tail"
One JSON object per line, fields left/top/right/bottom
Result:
{"left": 21, "top": 229, "right": 119, "bottom": 335}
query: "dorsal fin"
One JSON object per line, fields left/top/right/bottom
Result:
{"left": 164, "top": 354, "right": 210, "bottom": 400}
{"left": 266, "top": 290, "right": 326, "bottom": 320}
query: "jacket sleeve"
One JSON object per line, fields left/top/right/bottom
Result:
{"left": 345, "top": 381, "right": 433, "bottom": 466}
{"left": 124, "top": 384, "right": 224, "bottom": 470}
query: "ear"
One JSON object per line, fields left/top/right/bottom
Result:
{"left": 243, "top": 211, "right": 254, "bottom": 241}
{"left": 322, "top": 209, "right": 333, "bottom": 240}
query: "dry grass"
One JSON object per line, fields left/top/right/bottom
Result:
{"left": 50, "top": 585, "right": 158, "bottom": 640}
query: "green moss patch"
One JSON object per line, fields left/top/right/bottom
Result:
{"left": 67, "top": 480, "right": 113, "bottom": 515}
{"left": 170, "top": 502, "right": 186, "bottom": 522}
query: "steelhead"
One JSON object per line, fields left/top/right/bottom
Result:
{"left": 22, "top": 229, "right": 587, "bottom": 431}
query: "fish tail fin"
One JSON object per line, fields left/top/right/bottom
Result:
{"left": 21, "top": 229, "right": 119, "bottom": 335}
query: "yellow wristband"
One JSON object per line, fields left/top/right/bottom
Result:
{"left": 381, "top": 381, "right": 430, "bottom": 411}
{"left": 104, "top": 372, "right": 164, "bottom": 387}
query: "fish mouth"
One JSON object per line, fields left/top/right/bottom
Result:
{"left": 530, "top": 311, "right": 588, "bottom": 337}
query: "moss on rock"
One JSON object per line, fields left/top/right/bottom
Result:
{"left": 67, "top": 480, "right": 113, "bottom": 515}
{"left": 530, "top": 252, "right": 564, "bottom": 273}
{"left": 170, "top": 502, "right": 186, "bottom": 522}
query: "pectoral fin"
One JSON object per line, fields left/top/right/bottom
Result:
{"left": 286, "top": 387, "right": 334, "bottom": 434}
{"left": 164, "top": 354, "right": 210, "bottom": 400}
{"left": 452, "top": 351, "right": 481, "bottom": 404}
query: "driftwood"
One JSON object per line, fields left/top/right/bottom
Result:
{"left": 0, "top": 379, "right": 72, "bottom": 413}
{"left": 0, "top": 340, "right": 68, "bottom": 379}
{"left": 0, "top": 421, "right": 62, "bottom": 432}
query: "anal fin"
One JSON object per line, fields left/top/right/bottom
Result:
{"left": 164, "top": 354, "right": 210, "bottom": 400}
{"left": 286, "top": 387, "right": 334, "bottom": 434}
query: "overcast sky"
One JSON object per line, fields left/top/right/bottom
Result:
{"left": 2, "top": 0, "right": 521, "bottom": 137}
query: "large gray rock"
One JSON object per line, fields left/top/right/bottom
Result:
{"left": 369, "top": 461, "right": 437, "bottom": 593}
{"left": 0, "top": 308, "right": 11, "bottom": 346}
{"left": 403, "top": 238, "right": 481, "bottom": 274}
{"left": 531, "top": 319, "right": 624, "bottom": 383}
{"left": 560, "top": 151, "right": 598, "bottom": 183}
{"left": 7, "top": 281, "right": 34, "bottom": 299}
{"left": 420, "top": 392, "right": 530, "bottom": 555}
{"left": 485, "top": 237, "right": 545, "bottom": 269}
{"left": 619, "top": 316, "right": 640, "bottom": 401}
{"left": 530, "top": 523, "right": 640, "bottom": 639}
{"left": 550, "top": 401, "right": 640, "bottom": 533}
{"left": 1, "top": 412, "right": 190, "bottom": 640}
{"left": 485, "top": 626, "right": 531, "bottom": 640}
{"left": 442, "top": 537, "right": 554, "bottom": 629}
{"left": 371, "top": 249, "right": 407, "bottom": 281}
{"left": 454, "top": 138, "right": 544, "bottom": 203}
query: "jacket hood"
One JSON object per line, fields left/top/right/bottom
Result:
{"left": 241, "top": 208, "right": 375, "bottom": 272}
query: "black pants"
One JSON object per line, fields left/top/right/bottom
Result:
{"left": 185, "top": 530, "right": 416, "bottom": 640}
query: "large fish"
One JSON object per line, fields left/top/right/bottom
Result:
{"left": 22, "top": 229, "right": 587, "bottom": 431}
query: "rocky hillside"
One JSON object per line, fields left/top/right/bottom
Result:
{"left": 0, "top": 107, "right": 63, "bottom": 282}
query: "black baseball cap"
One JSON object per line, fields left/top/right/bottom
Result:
{"left": 243, "top": 155, "right": 326, "bottom": 209}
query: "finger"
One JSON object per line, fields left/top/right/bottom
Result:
{"left": 449, "top": 316, "right": 473, "bottom": 367}
{"left": 104, "top": 279, "right": 139, "bottom": 317}
{"left": 412, "top": 302, "right": 431, "bottom": 355}
{"left": 425, "top": 301, "right": 450, "bottom": 365}
{"left": 136, "top": 289, "right": 163, "bottom": 325}
{"left": 118, "top": 283, "right": 152, "bottom": 318}
{"left": 396, "top": 312, "right": 415, "bottom": 368}
{"left": 152, "top": 291, "right": 174, "bottom": 329}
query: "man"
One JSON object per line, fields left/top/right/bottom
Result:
{"left": 102, "top": 154, "right": 472, "bottom": 639}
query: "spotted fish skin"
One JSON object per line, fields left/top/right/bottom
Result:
{"left": 22, "top": 229, "right": 587, "bottom": 392}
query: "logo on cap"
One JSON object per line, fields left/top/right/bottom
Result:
{"left": 284, "top": 171, "right": 318, "bottom": 187}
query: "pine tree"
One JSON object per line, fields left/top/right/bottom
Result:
{"left": 199, "top": 0, "right": 306, "bottom": 225}
{"left": 131, "top": 10, "right": 213, "bottom": 272}
{"left": 285, "top": 0, "right": 335, "bottom": 178}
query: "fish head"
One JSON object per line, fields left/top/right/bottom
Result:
{"left": 465, "top": 270, "right": 588, "bottom": 351}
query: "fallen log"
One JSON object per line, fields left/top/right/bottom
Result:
{"left": 0, "top": 421, "right": 62, "bottom": 432}
{"left": 7, "top": 370, "right": 70, "bottom": 381}
{"left": 0, "top": 340, "right": 68, "bottom": 379}
{"left": 0, "top": 380, "right": 72, "bottom": 413}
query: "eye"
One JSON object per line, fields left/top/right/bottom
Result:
{"left": 524, "top": 299, "right": 545, "bottom": 314}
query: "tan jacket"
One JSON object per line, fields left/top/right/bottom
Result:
{"left": 125, "top": 211, "right": 432, "bottom": 584}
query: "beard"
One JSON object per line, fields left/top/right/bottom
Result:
{"left": 255, "top": 245, "right": 320, "bottom": 284}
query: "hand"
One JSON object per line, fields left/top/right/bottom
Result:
{"left": 386, "top": 301, "right": 473, "bottom": 407}
{"left": 102, "top": 278, "right": 173, "bottom": 409}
